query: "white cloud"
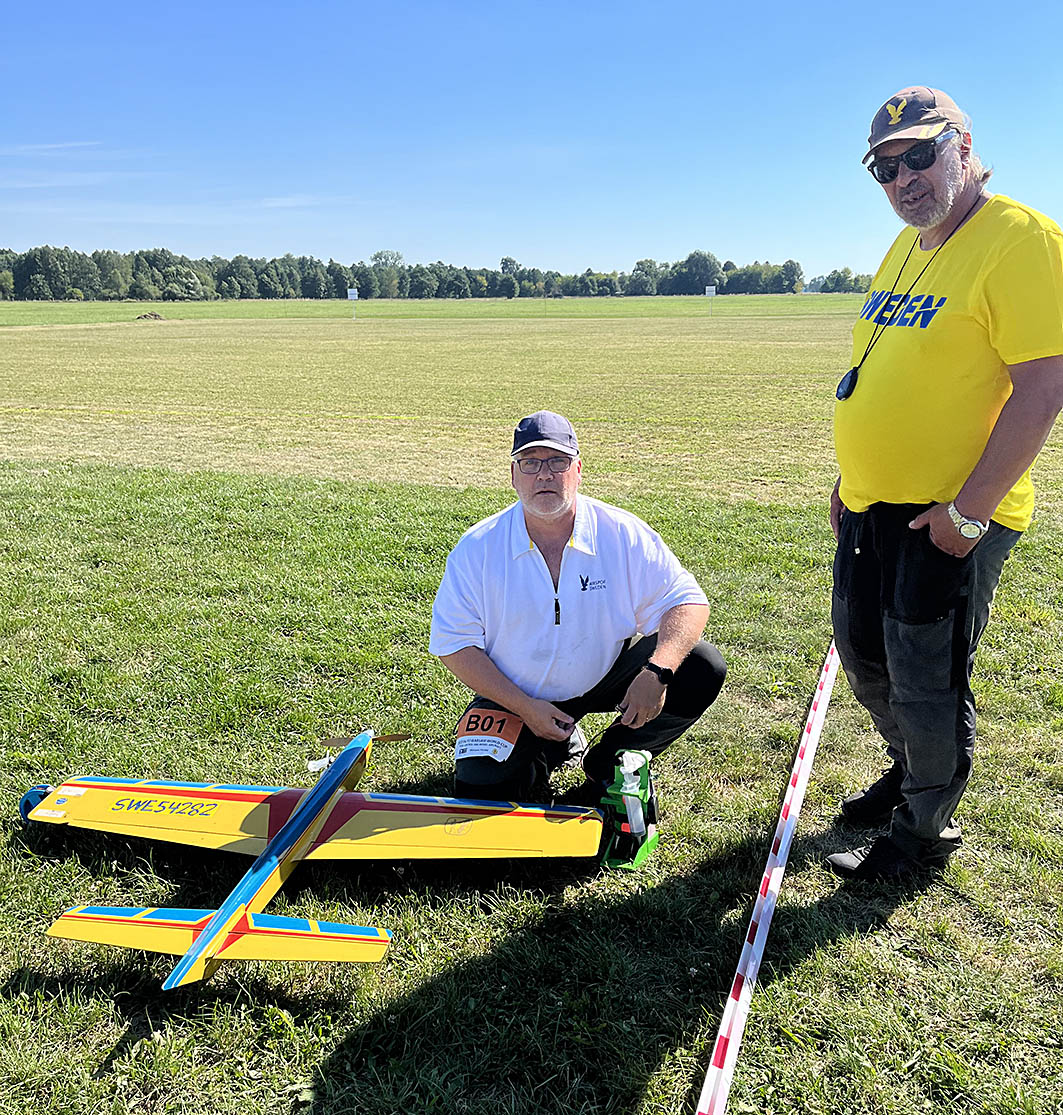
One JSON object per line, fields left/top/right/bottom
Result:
{"left": 0, "top": 141, "right": 103, "bottom": 156}
{"left": 0, "top": 171, "right": 150, "bottom": 190}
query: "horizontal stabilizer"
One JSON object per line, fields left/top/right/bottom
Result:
{"left": 48, "top": 905, "right": 214, "bottom": 955}
{"left": 49, "top": 906, "right": 391, "bottom": 964}
{"left": 214, "top": 911, "right": 391, "bottom": 963}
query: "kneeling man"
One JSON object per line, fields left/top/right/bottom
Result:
{"left": 430, "top": 410, "right": 726, "bottom": 804}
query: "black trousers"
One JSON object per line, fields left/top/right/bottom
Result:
{"left": 453, "top": 635, "right": 727, "bottom": 801}
{"left": 831, "top": 503, "right": 1020, "bottom": 862}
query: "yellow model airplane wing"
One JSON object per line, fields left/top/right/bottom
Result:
{"left": 301, "top": 793, "right": 603, "bottom": 860}
{"left": 28, "top": 777, "right": 288, "bottom": 854}
{"left": 24, "top": 735, "right": 373, "bottom": 855}
{"left": 27, "top": 784, "right": 602, "bottom": 860}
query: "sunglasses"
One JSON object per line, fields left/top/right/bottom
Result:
{"left": 868, "top": 130, "right": 956, "bottom": 184}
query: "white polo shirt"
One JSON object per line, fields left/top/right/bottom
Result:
{"left": 429, "top": 495, "right": 708, "bottom": 701}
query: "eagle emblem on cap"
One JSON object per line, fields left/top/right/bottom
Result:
{"left": 886, "top": 98, "right": 907, "bottom": 126}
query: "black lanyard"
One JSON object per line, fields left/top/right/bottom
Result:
{"left": 836, "top": 193, "right": 982, "bottom": 401}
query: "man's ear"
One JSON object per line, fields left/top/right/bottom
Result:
{"left": 959, "top": 130, "right": 973, "bottom": 163}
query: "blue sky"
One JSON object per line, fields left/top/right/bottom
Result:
{"left": 5, "top": 0, "right": 1063, "bottom": 279}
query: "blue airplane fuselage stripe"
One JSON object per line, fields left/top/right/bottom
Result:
{"left": 162, "top": 733, "right": 372, "bottom": 989}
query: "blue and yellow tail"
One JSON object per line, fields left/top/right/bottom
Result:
{"left": 49, "top": 905, "right": 391, "bottom": 965}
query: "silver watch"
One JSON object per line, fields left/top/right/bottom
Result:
{"left": 946, "top": 501, "right": 989, "bottom": 540}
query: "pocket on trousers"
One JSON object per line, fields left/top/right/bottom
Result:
{"left": 893, "top": 531, "right": 969, "bottom": 623}
{"left": 883, "top": 613, "right": 956, "bottom": 698}
{"left": 832, "top": 509, "right": 866, "bottom": 603}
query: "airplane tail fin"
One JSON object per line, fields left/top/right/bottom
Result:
{"left": 48, "top": 906, "right": 392, "bottom": 971}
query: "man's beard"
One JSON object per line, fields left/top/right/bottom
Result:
{"left": 518, "top": 487, "right": 576, "bottom": 522}
{"left": 895, "top": 157, "right": 965, "bottom": 230}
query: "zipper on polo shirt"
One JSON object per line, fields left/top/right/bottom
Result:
{"left": 554, "top": 596, "right": 560, "bottom": 625}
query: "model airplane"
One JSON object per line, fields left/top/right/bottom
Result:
{"left": 20, "top": 730, "right": 656, "bottom": 990}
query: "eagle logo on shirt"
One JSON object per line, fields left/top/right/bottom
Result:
{"left": 886, "top": 99, "right": 907, "bottom": 126}
{"left": 580, "top": 575, "right": 590, "bottom": 591}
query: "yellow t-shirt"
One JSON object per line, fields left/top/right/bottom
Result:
{"left": 834, "top": 194, "right": 1063, "bottom": 530}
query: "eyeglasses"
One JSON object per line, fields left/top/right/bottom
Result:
{"left": 868, "top": 130, "right": 956, "bottom": 184}
{"left": 514, "top": 455, "right": 575, "bottom": 475}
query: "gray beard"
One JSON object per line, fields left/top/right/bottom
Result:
{"left": 518, "top": 489, "right": 576, "bottom": 522}
{"left": 898, "top": 160, "right": 965, "bottom": 230}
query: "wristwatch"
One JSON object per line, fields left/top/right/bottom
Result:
{"left": 642, "top": 661, "right": 674, "bottom": 686}
{"left": 946, "top": 501, "right": 989, "bottom": 540}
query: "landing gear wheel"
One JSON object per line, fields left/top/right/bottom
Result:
{"left": 19, "top": 785, "right": 52, "bottom": 824}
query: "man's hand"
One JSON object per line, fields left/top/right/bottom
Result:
{"left": 616, "top": 670, "right": 667, "bottom": 730}
{"left": 908, "top": 503, "right": 980, "bottom": 557}
{"left": 440, "top": 648, "right": 574, "bottom": 741}
{"left": 830, "top": 477, "right": 844, "bottom": 541}
{"left": 520, "top": 699, "right": 575, "bottom": 741}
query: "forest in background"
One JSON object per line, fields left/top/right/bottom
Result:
{"left": 0, "top": 245, "right": 872, "bottom": 302}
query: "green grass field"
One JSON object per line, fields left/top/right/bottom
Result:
{"left": 0, "top": 294, "right": 862, "bottom": 327}
{"left": 2, "top": 296, "right": 1061, "bottom": 1115}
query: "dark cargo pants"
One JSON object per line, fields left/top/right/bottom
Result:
{"left": 453, "top": 634, "right": 727, "bottom": 801}
{"left": 831, "top": 502, "right": 1020, "bottom": 863}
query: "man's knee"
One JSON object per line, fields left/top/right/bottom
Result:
{"left": 666, "top": 640, "right": 726, "bottom": 719}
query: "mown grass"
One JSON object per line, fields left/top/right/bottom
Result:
{"left": 1, "top": 298, "right": 1061, "bottom": 1115}
{"left": 0, "top": 294, "right": 862, "bottom": 328}
{"left": 0, "top": 294, "right": 875, "bottom": 515}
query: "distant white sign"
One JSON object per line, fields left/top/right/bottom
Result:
{"left": 347, "top": 288, "right": 358, "bottom": 300}
{"left": 705, "top": 285, "right": 716, "bottom": 297}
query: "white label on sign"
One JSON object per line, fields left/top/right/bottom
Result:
{"left": 347, "top": 288, "right": 358, "bottom": 300}
{"left": 454, "top": 735, "right": 515, "bottom": 762}
{"left": 705, "top": 285, "right": 716, "bottom": 296}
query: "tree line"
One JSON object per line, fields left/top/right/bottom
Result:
{"left": 0, "top": 245, "right": 872, "bottom": 302}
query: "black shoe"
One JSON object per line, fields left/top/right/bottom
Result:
{"left": 839, "top": 763, "right": 905, "bottom": 827}
{"left": 557, "top": 778, "right": 607, "bottom": 808}
{"left": 825, "top": 836, "right": 936, "bottom": 882}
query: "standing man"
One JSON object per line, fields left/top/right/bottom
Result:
{"left": 430, "top": 410, "right": 726, "bottom": 805}
{"left": 828, "top": 87, "right": 1063, "bottom": 880}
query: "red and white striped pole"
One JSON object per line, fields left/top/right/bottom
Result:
{"left": 695, "top": 641, "right": 841, "bottom": 1115}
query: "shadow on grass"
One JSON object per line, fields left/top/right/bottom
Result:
{"left": 302, "top": 835, "right": 930, "bottom": 1115}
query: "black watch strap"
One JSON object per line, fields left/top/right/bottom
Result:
{"left": 643, "top": 661, "right": 674, "bottom": 685}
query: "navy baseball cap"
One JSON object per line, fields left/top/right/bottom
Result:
{"left": 511, "top": 411, "right": 579, "bottom": 457}
{"left": 863, "top": 86, "right": 966, "bottom": 163}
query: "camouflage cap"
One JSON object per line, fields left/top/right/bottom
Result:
{"left": 863, "top": 87, "right": 967, "bottom": 163}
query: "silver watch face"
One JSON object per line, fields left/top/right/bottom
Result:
{"left": 959, "top": 521, "right": 982, "bottom": 539}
